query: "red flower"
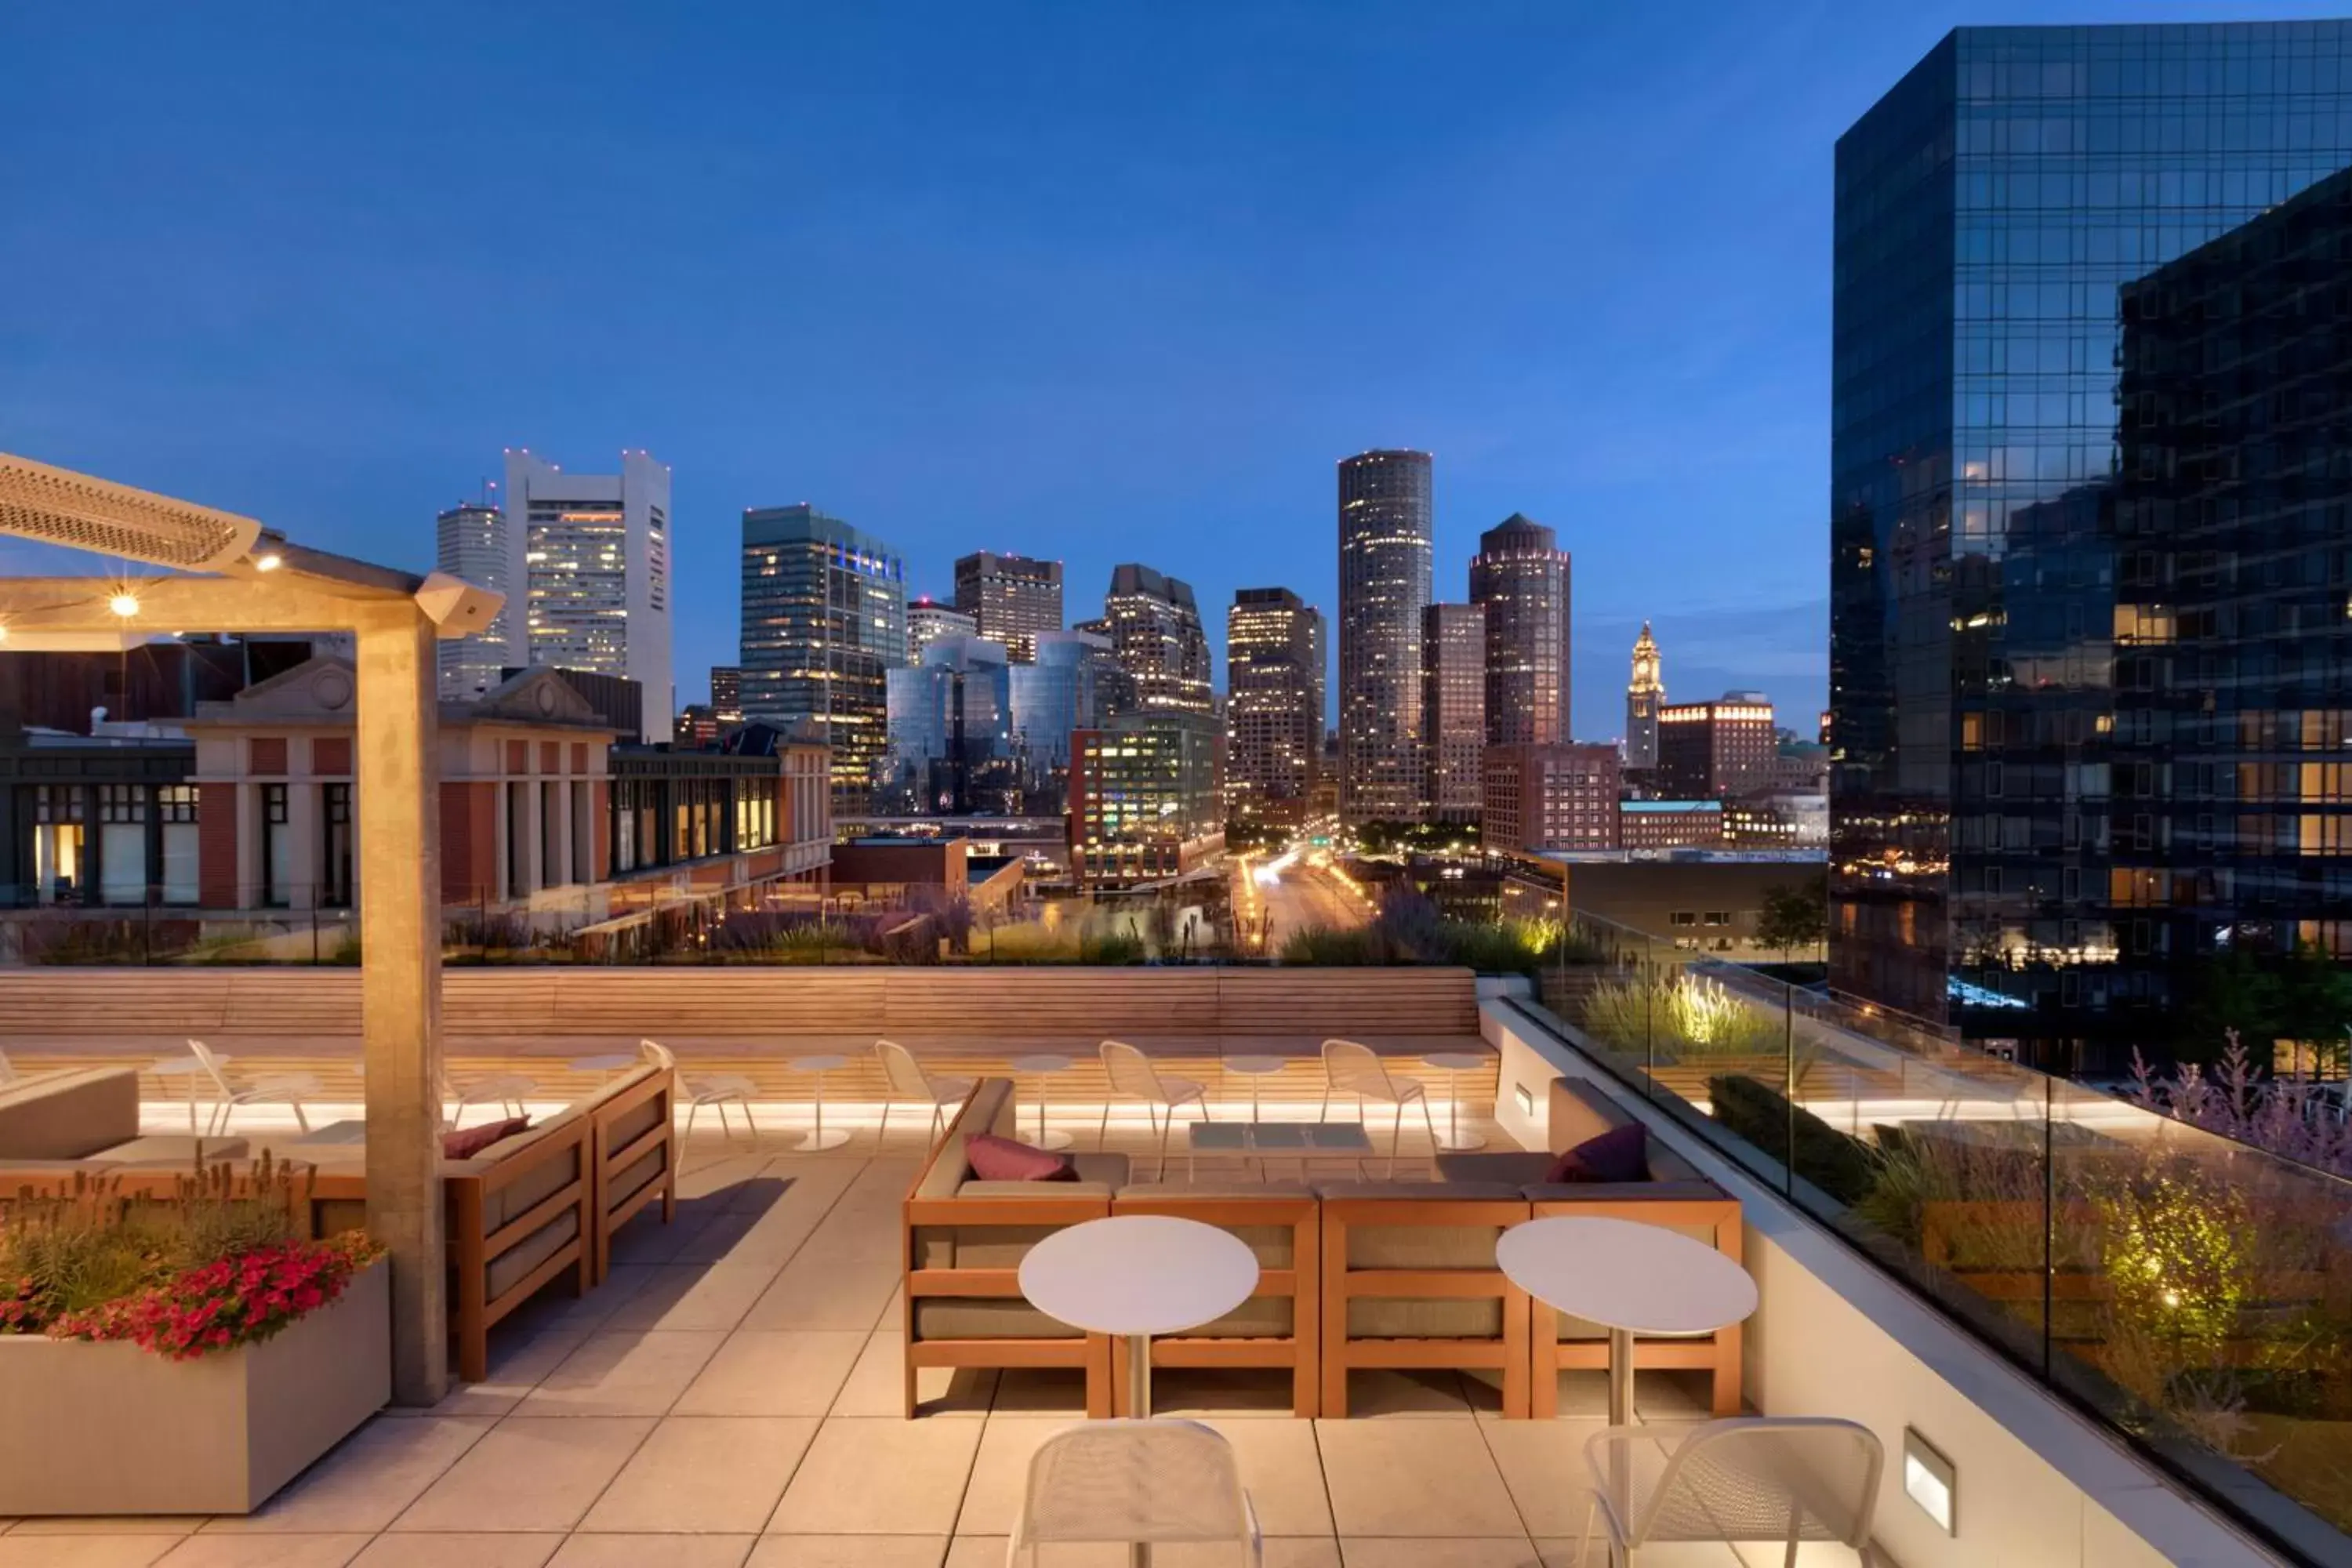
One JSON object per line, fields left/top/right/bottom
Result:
{"left": 48, "top": 1232, "right": 383, "bottom": 1360}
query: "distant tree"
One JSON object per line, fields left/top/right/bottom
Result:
{"left": 1755, "top": 880, "right": 1828, "bottom": 962}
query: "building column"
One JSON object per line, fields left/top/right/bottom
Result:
{"left": 356, "top": 615, "right": 448, "bottom": 1407}
{"left": 521, "top": 773, "right": 544, "bottom": 897}
{"left": 550, "top": 776, "right": 574, "bottom": 887}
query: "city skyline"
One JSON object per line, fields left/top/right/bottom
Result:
{"left": 19, "top": 4, "right": 2205, "bottom": 735}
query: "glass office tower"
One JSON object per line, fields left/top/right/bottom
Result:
{"left": 739, "top": 504, "right": 907, "bottom": 809}
{"left": 1831, "top": 23, "right": 2352, "bottom": 1069}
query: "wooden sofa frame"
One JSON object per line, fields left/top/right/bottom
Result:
{"left": 1318, "top": 1194, "right": 1532, "bottom": 1418}
{"left": 1110, "top": 1190, "right": 1321, "bottom": 1417}
{"left": 587, "top": 1066, "right": 677, "bottom": 1284}
{"left": 1526, "top": 1189, "right": 1745, "bottom": 1417}
{"left": 901, "top": 1083, "right": 1115, "bottom": 1417}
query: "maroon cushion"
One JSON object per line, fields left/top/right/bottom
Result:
{"left": 442, "top": 1116, "right": 530, "bottom": 1160}
{"left": 966, "top": 1131, "right": 1078, "bottom": 1182}
{"left": 1542, "top": 1122, "right": 1650, "bottom": 1184}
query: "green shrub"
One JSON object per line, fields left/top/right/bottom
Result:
{"left": 1079, "top": 930, "right": 1145, "bottom": 965}
{"left": 1708, "top": 1073, "right": 1880, "bottom": 1206}
{"left": 1279, "top": 925, "right": 1385, "bottom": 966}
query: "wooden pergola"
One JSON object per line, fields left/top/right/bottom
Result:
{"left": 0, "top": 452, "right": 503, "bottom": 1404}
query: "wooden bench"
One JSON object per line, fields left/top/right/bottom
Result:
{"left": 1316, "top": 1189, "right": 1532, "bottom": 1417}
{"left": 1111, "top": 1187, "right": 1321, "bottom": 1416}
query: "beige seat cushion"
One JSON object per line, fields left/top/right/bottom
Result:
{"left": 0, "top": 1067, "right": 140, "bottom": 1160}
{"left": 91, "top": 1135, "right": 250, "bottom": 1168}
{"left": 484, "top": 1208, "right": 581, "bottom": 1302}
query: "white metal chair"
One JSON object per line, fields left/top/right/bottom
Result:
{"left": 1578, "top": 1417, "right": 1885, "bottom": 1568}
{"left": 1100, "top": 1038, "right": 1208, "bottom": 1178}
{"left": 183, "top": 1037, "right": 321, "bottom": 1134}
{"left": 641, "top": 1036, "right": 760, "bottom": 1142}
{"left": 438, "top": 1064, "right": 538, "bottom": 1130}
{"left": 1318, "top": 1038, "right": 1436, "bottom": 1177}
{"left": 1007, "top": 1418, "right": 1261, "bottom": 1566}
{"left": 875, "top": 1038, "right": 975, "bottom": 1145}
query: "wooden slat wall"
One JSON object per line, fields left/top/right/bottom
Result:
{"left": 0, "top": 967, "right": 1493, "bottom": 1109}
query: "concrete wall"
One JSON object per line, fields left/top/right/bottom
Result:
{"left": 1480, "top": 998, "right": 2285, "bottom": 1568}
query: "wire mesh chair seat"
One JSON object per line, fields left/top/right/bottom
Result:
{"left": 1317, "top": 1038, "right": 1436, "bottom": 1177}
{"left": 437, "top": 1065, "right": 538, "bottom": 1130}
{"left": 875, "top": 1038, "right": 975, "bottom": 1145}
{"left": 638, "top": 1037, "right": 760, "bottom": 1142}
{"left": 184, "top": 1037, "right": 320, "bottom": 1134}
{"left": 1099, "top": 1038, "right": 1208, "bottom": 1178}
{"left": 1008, "top": 1418, "right": 1261, "bottom": 1566}
{"left": 1581, "top": 1417, "right": 1884, "bottom": 1567}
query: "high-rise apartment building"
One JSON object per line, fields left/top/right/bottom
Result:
{"left": 1624, "top": 623, "right": 1663, "bottom": 771}
{"left": 1338, "top": 449, "right": 1433, "bottom": 826}
{"left": 709, "top": 666, "right": 742, "bottom": 724}
{"left": 1831, "top": 21, "right": 2352, "bottom": 1064}
{"left": 1469, "top": 514, "right": 1570, "bottom": 746}
{"left": 1483, "top": 742, "right": 1621, "bottom": 855}
{"left": 739, "top": 503, "right": 906, "bottom": 808}
{"left": 434, "top": 499, "right": 511, "bottom": 702}
{"left": 1225, "top": 588, "right": 1324, "bottom": 826}
{"left": 953, "top": 553, "right": 1063, "bottom": 663}
{"left": 503, "top": 450, "right": 673, "bottom": 739}
{"left": 1421, "top": 603, "right": 1486, "bottom": 825}
{"left": 1097, "top": 564, "right": 1212, "bottom": 715}
{"left": 1658, "top": 694, "right": 1776, "bottom": 800}
{"left": 906, "top": 598, "right": 980, "bottom": 666}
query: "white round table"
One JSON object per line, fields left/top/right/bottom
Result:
{"left": 1223, "top": 1054, "right": 1287, "bottom": 1122}
{"left": 1019, "top": 1215, "right": 1258, "bottom": 1433}
{"left": 1421, "top": 1051, "right": 1490, "bottom": 1152}
{"left": 1497, "top": 1216, "right": 1758, "bottom": 1425}
{"left": 1008, "top": 1053, "right": 1076, "bottom": 1150}
{"left": 568, "top": 1052, "right": 640, "bottom": 1076}
{"left": 788, "top": 1054, "right": 852, "bottom": 1151}
{"left": 151, "top": 1055, "right": 218, "bottom": 1134}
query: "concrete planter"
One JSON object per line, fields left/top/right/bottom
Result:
{"left": 0, "top": 1257, "right": 389, "bottom": 1515}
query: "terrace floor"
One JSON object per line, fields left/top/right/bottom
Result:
{"left": 0, "top": 1117, "right": 1857, "bottom": 1568}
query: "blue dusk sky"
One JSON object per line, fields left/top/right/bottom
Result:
{"left": 5, "top": 2, "right": 2338, "bottom": 732}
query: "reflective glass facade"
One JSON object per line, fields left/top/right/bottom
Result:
{"left": 1831, "top": 23, "right": 2352, "bottom": 1067}
{"left": 883, "top": 636, "right": 1016, "bottom": 814}
{"left": 1469, "top": 514, "right": 1571, "bottom": 746}
{"left": 1338, "top": 449, "right": 1433, "bottom": 825}
{"left": 739, "top": 504, "right": 906, "bottom": 809}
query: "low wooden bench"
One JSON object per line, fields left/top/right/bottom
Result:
{"left": 1316, "top": 1189, "right": 1532, "bottom": 1417}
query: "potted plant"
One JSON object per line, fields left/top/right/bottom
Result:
{"left": 0, "top": 1158, "right": 389, "bottom": 1515}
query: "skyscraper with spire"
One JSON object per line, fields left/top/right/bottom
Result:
{"left": 1624, "top": 622, "right": 1663, "bottom": 771}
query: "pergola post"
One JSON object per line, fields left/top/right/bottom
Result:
{"left": 356, "top": 613, "right": 449, "bottom": 1405}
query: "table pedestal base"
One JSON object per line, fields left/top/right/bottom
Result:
{"left": 1436, "top": 1133, "right": 1486, "bottom": 1152}
{"left": 794, "top": 1129, "right": 853, "bottom": 1152}
{"left": 1127, "top": 1333, "right": 1153, "bottom": 1568}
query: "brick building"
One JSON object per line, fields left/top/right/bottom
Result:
{"left": 1482, "top": 742, "right": 1620, "bottom": 855}
{"left": 1656, "top": 693, "right": 1776, "bottom": 799}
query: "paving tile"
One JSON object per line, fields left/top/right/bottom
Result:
{"left": 606, "top": 1262, "right": 782, "bottom": 1332}
{"left": 742, "top": 1250, "right": 902, "bottom": 1330}
{"left": 1204, "top": 1417, "right": 1334, "bottom": 1537}
{"left": 154, "top": 1537, "right": 371, "bottom": 1567}
{"left": 987, "top": 1366, "right": 1092, "bottom": 1414}
{"left": 429, "top": 1330, "right": 590, "bottom": 1417}
{"left": 510, "top": 1262, "right": 657, "bottom": 1333}
{"left": 1534, "top": 1544, "right": 1744, "bottom": 1568}
{"left": 579, "top": 1416, "right": 818, "bottom": 1534}
{"left": 1341, "top": 1541, "right": 1545, "bottom": 1568}
{"left": 0, "top": 1540, "right": 184, "bottom": 1568}
{"left": 956, "top": 1417, "right": 1085, "bottom": 1536}
{"left": 946, "top": 1543, "right": 1338, "bottom": 1568}
{"left": 349, "top": 1537, "right": 562, "bottom": 1568}
{"left": 391, "top": 1417, "right": 655, "bottom": 1532}
{"left": 549, "top": 1537, "right": 757, "bottom": 1568}
{"left": 607, "top": 1210, "right": 720, "bottom": 1267}
{"left": 744, "top": 1541, "right": 947, "bottom": 1568}
{"left": 198, "top": 1417, "right": 495, "bottom": 1534}
{"left": 1478, "top": 1418, "right": 1609, "bottom": 1538}
{"left": 767, "top": 1417, "right": 985, "bottom": 1537}
{"left": 1315, "top": 1420, "right": 1524, "bottom": 1537}
{"left": 5, "top": 1519, "right": 205, "bottom": 1534}
{"left": 1146, "top": 1367, "right": 1298, "bottom": 1418}
{"left": 516, "top": 1329, "right": 727, "bottom": 1417}
{"left": 1340, "top": 1369, "right": 1475, "bottom": 1417}
{"left": 830, "top": 1332, "right": 996, "bottom": 1418}
{"left": 675, "top": 1330, "right": 866, "bottom": 1416}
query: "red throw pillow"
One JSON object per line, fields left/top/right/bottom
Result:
{"left": 1542, "top": 1122, "right": 1650, "bottom": 1184}
{"left": 966, "top": 1131, "right": 1078, "bottom": 1181}
{"left": 442, "top": 1116, "right": 529, "bottom": 1160}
